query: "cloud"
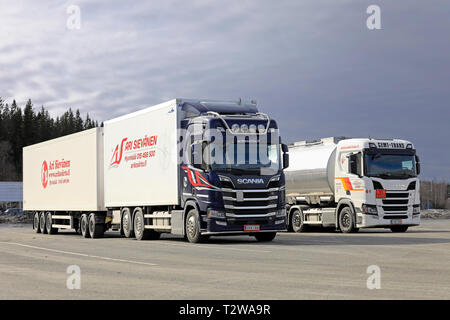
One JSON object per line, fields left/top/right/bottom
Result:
{"left": 0, "top": 0, "right": 449, "bottom": 180}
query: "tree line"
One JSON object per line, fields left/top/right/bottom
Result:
{"left": 0, "top": 97, "right": 100, "bottom": 181}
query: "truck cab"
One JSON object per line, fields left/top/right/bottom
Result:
{"left": 336, "top": 138, "right": 421, "bottom": 231}
{"left": 178, "top": 99, "right": 289, "bottom": 241}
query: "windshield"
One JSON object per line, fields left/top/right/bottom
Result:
{"left": 364, "top": 153, "right": 416, "bottom": 179}
{"left": 209, "top": 142, "right": 281, "bottom": 174}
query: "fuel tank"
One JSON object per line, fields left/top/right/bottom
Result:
{"left": 285, "top": 137, "right": 347, "bottom": 197}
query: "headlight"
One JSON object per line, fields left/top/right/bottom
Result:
{"left": 249, "top": 124, "right": 257, "bottom": 133}
{"left": 276, "top": 209, "right": 286, "bottom": 217}
{"left": 208, "top": 208, "right": 225, "bottom": 219}
{"left": 362, "top": 204, "right": 378, "bottom": 215}
{"left": 240, "top": 124, "right": 249, "bottom": 133}
{"left": 413, "top": 205, "right": 420, "bottom": 214}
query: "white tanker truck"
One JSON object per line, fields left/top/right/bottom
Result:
{"left": 285, "top": 137, "right": 421, "bottom": 233}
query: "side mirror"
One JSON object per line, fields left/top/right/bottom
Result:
{"left": 415, "top": 155, "right": 421, "bottom": 175}
{"left": 281, "top": 143, "right": 289, "bottom": 153}
{"left": 283, "top": 153, "right": 289, "bottom": 169}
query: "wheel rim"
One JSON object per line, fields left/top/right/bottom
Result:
{"left": 187, "top": 215, "right": 196, "bottom": 238}
{"left": 46, "top": 214, "right": 51, "bottom": 231}
{"left": 40, "top": 214, "right": 45, "bottom": 230}
{"left": 123, "top": 213, "right": 130, "bottom": 233}
{"left": 135, "top": 213, "right": 143, "bottom": 236}
{"left": 341, "top": 212, "right": 351, "bottom": 228}
{"left": 34, "top": 214, "right": 39, "bottom": 229}
{"left": 81, "top": 216, "right": 87, "bottom": 234}
{"left": 293, "top": 212, "right": 301, "bottom": 228}
{"left": 89, "top": 217, "right": 94, "bottom": 234}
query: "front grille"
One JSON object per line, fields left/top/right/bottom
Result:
{"left": 222, "top": 188, "right": 279, "bottom": 217}
{"left": 383, "top": 199, "right": 409, "bottom": 205}
{"left": 385, "top": 192, "right": 409, "bottom": 198}
{"left": 382, "top": 206, "right": 408, "bottom": 211}
{"left": 381, "top": 190, "right": 410, "bottom": 216}
{"left": 383, "top": 215, "right": 408, "bottom": 219}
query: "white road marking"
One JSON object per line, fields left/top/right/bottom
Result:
{"left": 156, "top": 241, "right": 272, "bottom": 253}
{"left": 0, "top": 242, "right": 158, "bottom": 266}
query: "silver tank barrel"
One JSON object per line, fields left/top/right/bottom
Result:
{"left": 285, "top": 139, "right": 338, "bottom": 197}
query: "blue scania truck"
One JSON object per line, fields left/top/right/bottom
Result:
{"left": 26, "top": 98, "right": 289, "bottom": 243}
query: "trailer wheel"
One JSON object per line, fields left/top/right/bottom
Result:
{"left": 121, "top": 208, "right": 134, "bottom": 238}
{"left": 45, "top": 212, "right": 58, "bottom": 234}
{"left": 338, "top": 207, "right": 358, "bottom": 233}
{"left": 185, "top": 209, "right": 208, "bottom": 243}
{"left": 81, "top": 214, "right": 90, "bottom": 238}
{"left": 390, "top": 226, "right": 408, "bottom": 233}
{"left": 290, "top": 209, "right": 308, "bottom": 233}
{"left": 254, "top": 232, "right": 277, "bottom": 242}
{"left": 34, "top": 212, "right": 41, "bottom": 233}
{"left": 88, "top": 213, "right": 104, "bottom": 238}
{"left": 40, "top": 212, "right": 48, "bottom": 234}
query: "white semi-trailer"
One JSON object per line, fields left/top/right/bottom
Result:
{"left": 285, "top": 137, "right": 421, "bottom": 233}
{"left": 24, "top": 98, "right": 289, "bottom": 242}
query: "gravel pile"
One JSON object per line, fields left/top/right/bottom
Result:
{"left": 0, "top": 212, "right": 34, "bottom": 224}
{"left": 420, "top": 209, "right": 450, "bottom": 219}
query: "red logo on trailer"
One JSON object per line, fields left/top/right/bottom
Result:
{"left": 41, "top": 160, "right": 49, "bottom": 189}
{"left": 110, "top": 138, "right": 128, "bottom": 167}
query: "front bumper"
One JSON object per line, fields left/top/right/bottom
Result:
{"left": 357, "top": 212, "right": 421, "bottom": 228}
{"left": 204, "top": 215, "right": 287, "bottom": 234}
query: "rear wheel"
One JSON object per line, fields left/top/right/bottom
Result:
{"left": 121, "top": 208, "right": 134, "bottom": 238}
{"left": 339, "top": 207, "right": 358, "bottom": 233}
{"left": 254, "top": 232, "right": 277, "bottom": 242}
{"left": 185, "top": 209, "right": 208, "bottom": 243}
{"left": 33, "top": 212, "right": 41, "bottom": 233}
{"left": 133, "top": 208, "right": 161, "bottom": 240}
{"left": 39, "top": 212, "right": 48, "bottom": 234}
{"left": 390, "top": 226, "right": 408, "bottom": 233}
{"left": 80, "top": 214, "right": 90, "bottom": 238}
{"left": 45, "top": 212, "right": 58, "bottom": 234}
{"left": 89, "top": 213, "right": 105, "bottom": 238}
{"left": 290, "top": 209, "right": 308, "bottom": 233}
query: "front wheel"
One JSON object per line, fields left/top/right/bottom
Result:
{"left": 390, "top": 226, "right": 408, "bottom": 233}
{"left": 185, "top": 209, "right": 208, "bottom": 243}
{"left": 254, "top": 232, "right": 277, "bottom": 242}
{"left": 290, "top": 209, "right": 308, "bottom": 233}
{"left": 339, "top": 207, "right": 358, "bottom": 233}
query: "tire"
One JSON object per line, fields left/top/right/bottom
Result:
{"left": 80, "top": 214, "right": 90, "bottom": 238}
{"left": 121, "top": 207, "right": 134, "bottom": 238}
{"left": 46, "top": 212, "right": 58, "bottom": 234}
{"left": 339, "top": 206, "right": 358, "bottom": 233}
{"left": 34, "top": 212, "right": 41, "bottom": 233}
{"left": 390, "top": 226, "right": 408, "bottom": 233}
{"left": 290, "top": 209, "right": 308, "bottom": 233}
{"left": 133, "top": 208, "right": 161, "bottom": 241}
{"left": 185, "top": 209, "right": 208, "bottom": 243}
{"left": 89, "top": 213, "right": 105, "bottom": 238}
{"left": 254, "top": 232, "right": 277, "bottom": 242}
{"left": 39, "top": 212, "right": 48, "bottom": 234}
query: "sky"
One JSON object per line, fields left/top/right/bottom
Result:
{"left": 0, "top": 0, "right": 449, "bottom": 181}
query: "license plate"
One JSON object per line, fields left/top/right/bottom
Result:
{"left": 390, "top": 219, "right": 402, "bottom": 225}
{"left": 244, "top": 225, "right": 260, "bottom": 231}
